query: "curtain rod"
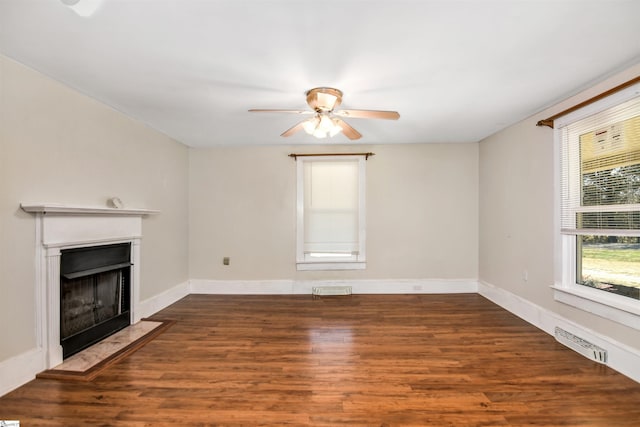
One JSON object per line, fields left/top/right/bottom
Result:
{"left": 288, "top": 152, "right": 375, "bottom": 160}
{"left": 536, "top": 75, "right": 640, "bottom": 128}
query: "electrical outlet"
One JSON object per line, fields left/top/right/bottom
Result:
{"left": 223, "top": 257, "right": 230, "bottom": 266}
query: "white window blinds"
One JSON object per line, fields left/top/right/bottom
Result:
{"left": 560, "top": 95, "right": 640, "bottom": 235}
{"left": 303, "top": 159, "right": 359, "bottom": 254}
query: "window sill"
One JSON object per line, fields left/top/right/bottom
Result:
{"left": 296, "top": 261, "right": 366, "bottom": 271}
{"left": 551, "top": 284, "right": 640, "bottom": 330}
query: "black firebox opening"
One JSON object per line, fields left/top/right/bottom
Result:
{"left": 60, "top": 242, "right": 132, "bottom": 359}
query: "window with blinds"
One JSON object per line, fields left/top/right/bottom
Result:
{"left": 560, "top": 96, "right": 640, "bottom": 235}
{"left": 559, "top": 92, "right": 640, "bottom": 301}
{"left": 296, "top": 156, "right": 366, "bottom": 270}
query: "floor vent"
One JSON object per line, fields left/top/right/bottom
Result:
{"left": 312, "top": 286, "right": 352, "bottom": 296}
{"left": 554, "top": 327, "right": 607, "bottom": 364}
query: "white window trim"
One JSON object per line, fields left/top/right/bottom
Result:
{"left": 296, "top": 155, "right": 366, "bottom": 271}
{"left": 552, "top": 82, "right": 640, "bottom": 330}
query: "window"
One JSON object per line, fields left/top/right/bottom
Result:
{"left": 296, "top": 155, "right": 366, "bottom": 270}
{"left": 555, "top": 83, "right": 640, "bottom": 328}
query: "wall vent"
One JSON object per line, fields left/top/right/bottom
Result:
{"left": 554, "top": 327, "right": 607, "bottom": 364}
{"left": 312, "top": 286, "right": 352, "bottom": 296}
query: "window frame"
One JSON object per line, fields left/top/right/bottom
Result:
{"left": 552, "top": 82, "right": 640, "bottom": 330}
{"left": 295, "top": 155, "right": 367, "bottom": 271}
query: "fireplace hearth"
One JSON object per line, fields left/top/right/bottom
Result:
{"left": 60, "top": 243, "right": 132, "bottom": 358}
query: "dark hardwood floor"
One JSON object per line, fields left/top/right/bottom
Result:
{"left": 2, "top": 294, "right": 640, "bottom": 426}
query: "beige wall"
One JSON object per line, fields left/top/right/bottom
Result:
{"left": 0, "top": 55, "right": 189, "bottom": 362}
{"left": 189, "top": 143, "right": 479, "bottom": 281}
{"left": 479, "top": 63, "right": 640, "bottom": 350}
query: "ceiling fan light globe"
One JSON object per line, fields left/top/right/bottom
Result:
{"left": 313, "top": 129, "right": 328, "bottom": 139}
{"left": 302, "top": 117, "right": 319, "bottom": 134}
{"left": 318, "top": 115, "right": 335, "bottom": 132}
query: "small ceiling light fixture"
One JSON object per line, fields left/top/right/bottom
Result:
{"left": 61, "top": 0, "right": 103, "bottom": 17}
{"left": 303, "top": 113, "right": 343, "bottom": 139}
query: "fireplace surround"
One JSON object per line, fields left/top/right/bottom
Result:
{"left": 21, "top": 203, "right": 157, "bottom": 369}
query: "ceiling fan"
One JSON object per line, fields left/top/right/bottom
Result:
{"left": 249, "top": 87, "right": 400, "bottom": 140}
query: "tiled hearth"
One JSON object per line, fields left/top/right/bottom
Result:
{"left": 36, "top": 318, "right": 174, "bottom": 381}
{"left": 54, "top": 320, "right": 163, "bottom": 372}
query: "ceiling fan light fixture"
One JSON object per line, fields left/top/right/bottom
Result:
{"left": 301, "top": 114, "right": 342, "bottom": 139}
{"left": 307, "top": 114, "right": 342, "bottom": 139}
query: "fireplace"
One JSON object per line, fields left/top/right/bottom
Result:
{"left": 21, "top": 203, "right": 157, "bottom": 369}
{"left": 60, "top": 243, "right": 132, "bottom": 358}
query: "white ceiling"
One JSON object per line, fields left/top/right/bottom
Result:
{"left": 1, "top": 0, "right": 639, "bottom": 147}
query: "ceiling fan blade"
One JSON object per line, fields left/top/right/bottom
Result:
{"left": 281, "top": 120, "right": 307, "bottom": 137}
{"left": 334, "top": 118, "right": 362, "bottom": 140}
{"left": 335, "top": 109, "right": 400, "bottom": 120}
{"left": 249, "top": 109, "right": 312, "bottom": 115}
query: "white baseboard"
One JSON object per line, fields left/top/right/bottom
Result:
{"left": 138, "top": 281, "right": 190, "bottom": 319}
{"left": 189, "top": 279, "right": 304, "bottom": 294}
{"left": 478, "top": 280, "right": 640, "bottom": 383}
{"left": 0, "top": 347, "right": 44, "bottom": 397}
{"left": 188, "top": 278, "right": 478, "bottom": 295}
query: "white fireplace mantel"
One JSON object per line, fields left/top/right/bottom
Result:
{"left": 21, "top": 203, "right": 159, "bottom": 216}
{"left": 21, "top": 202, "right": 158, "bottom": 369}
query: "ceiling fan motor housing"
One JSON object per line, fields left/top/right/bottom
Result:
{"left": 306, "top": 87, "right": 343, "bottom": 112}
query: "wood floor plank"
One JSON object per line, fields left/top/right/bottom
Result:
{"left": 1, "top": 294, "right": 640, "bottom": 426}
